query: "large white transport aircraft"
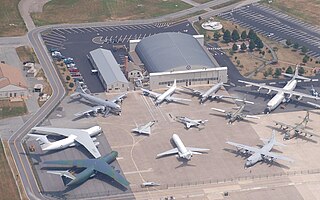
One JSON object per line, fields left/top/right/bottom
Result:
{"left": 157, "top": 134, "right": 210, "bottom": 160}
{"left": 226, "top": 131, "right": 294, "bottom": 168}
{"left": 28, "top": 126, "right": 102, "bottom": 158}
{"left": 239, "top": 66, "right": 320, "bottom": 113}
{"left": 71, "top": 82, "right": 127, "bottom": 117}
{"left": 141, "top": 80, "right": 191, "bottom": 106}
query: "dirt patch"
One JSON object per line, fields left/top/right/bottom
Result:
{"left": 31, "top": 0, "right": 192, "bottom": 26}
{"left": 264, "top": 0, "right": 320, "bottom": 26}
{"left": 16, "top": 46, "right": 39, "bottom": 64}
{"left": 0, "top": 140, "right": 21, "bottom": 200}
{"left": 0, "top": 100, "right": 27, "bottom": 119}
{"left": 0, "top": 0, "right": 27, "bottom": 36}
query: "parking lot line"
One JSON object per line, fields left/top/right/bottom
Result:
{"left": 123, "top": 168, "right": 153, "bottom": 175}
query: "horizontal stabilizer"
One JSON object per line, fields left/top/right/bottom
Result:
{"left": 235, "top": 98, "right": 254, "bottom": 105}
{"left": 47, "top": 170, "right": 76, "bottom": 180}
{"left": 27, "top": 133, "right": 51, "bottom": 150}
{"left": 245, "top": 115, "right": 260, "bottom": 119}
{"left": 187, "top": 147, "right": 210, "bottom": 153}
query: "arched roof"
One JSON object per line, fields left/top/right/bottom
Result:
{"left": 135, "top": 32, "right": 216, "bottom": 73}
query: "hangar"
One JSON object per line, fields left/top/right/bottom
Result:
{"left": 129, "top": 32, "right": 227, "bottom": 89}
{"left": 88, "top": 48, "right": 129, "bottom": 92}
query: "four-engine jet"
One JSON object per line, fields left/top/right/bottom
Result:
{"left": 182, "top": 82, "right": 232, "bottom": 103}
{"left": 239, "top": 66, "right": 320, "bottom": 113}
{"left": 71, "top": 82, "right": 127, "bottom": 117}
{"left": 141, "top": 80, "right": 191, "bottom": 106}
{"left": 43, "top": 151, "right": 129, "bottom": 188}
{"left": 28, "top": 126, "right": 102, "bottom": 158}
{"left": 211, "top": 100, "right": 259, "bottom": 124}
{"left": 274, "top": 111, "right": 319, "bottom": 140}
{"left": 175, "top": 116, "right": 208, "bottom": 129}
{"left": 131, "top": 121, "right": 156, "bottom": 135}
{"left": 226, "top": 131, "right": 294, "bottom": 168}
{"left": 157, "top": 134, "right": 210, "bottom": 160}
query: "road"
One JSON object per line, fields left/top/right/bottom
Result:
{"left": 6, "top": 1, "right": 259, "bottom": 200}
{"left": 8, "top": 27, "right": 66, "bottom": 199}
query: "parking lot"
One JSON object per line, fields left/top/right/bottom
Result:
{"left": 219, "top": 3, "right": 320, "bottom": 59}
{"left": 41, "top": 21, "right": 197, "bottom": 93}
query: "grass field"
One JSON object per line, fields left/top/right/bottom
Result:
{"left": 0, "top": 140, "right": 20, "bottom": 200}
{"left": 16, "top": 46, "right": 39, "bottom": 63}
{"left": 31, "top": 0, "right": 192, "bottom": 26}
{"left": 0, "top": 100, "right": 28, "bottom": 119}
{"left": 264, "top": 0, "right": 320, "bottom": 26}
{"left": 0, "top": 0, "right": 27, "bottom": 36}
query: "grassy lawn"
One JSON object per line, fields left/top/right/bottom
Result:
{"left": 0, "top": 100, "right": 28, "bottom": 119}
{"left": 263, "top": 0, "right": 320, "bottom": 26}
{"left": 0, "top": 0, "right": 27, "bottom": 36}
{"left": 0, "top": 140, "right": 20, "bottom": 200}
{"left": 210, "top": 0, "right": 244, "bottom": 10}
{"left": 31, "top": 0, "right": 192, "bottom": 26}
{"left": 16, "top": 46, "right": 39, "bottom": 63}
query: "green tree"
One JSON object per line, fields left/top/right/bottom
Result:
{"left": 286, "top": 66, "right": 293, "bottom": 74}
{"left": 249, "top": 40, "right": 255, "bottom": 51}
{"left": 69, "top": 82, "right": 74, "bottom": 88}
{"left": 232, "top": 43, "right": 238, "bottom": 51}
{"left": 223, "top": 30, "right": 231, "bottom": 43}
{"left": 285, "top": 39, "right": 292, "bottom": 46}
{"left": 263, "top": 70, "right": 268, "bottom": 78}
{"left": 293, "top": 43, "right": 299, "bottom": 50}
{"left": 240, "top": 42, "right": 247, "bottom": 51}
{"left": 255, "top": 38, "right": 264, "bottom": 49}
{"left": 66, "top": 75, "right": 71, "bottom": 81}
{"left": 231, "top": 29, "right": 240, "bottom": 42}
{"left": 213, "top": 31, "right": 221, "bottom": 41}
{"left": 241, "top": 30, "right": 247, "bottom": 40}
{"left": 301, "top": 46, "right": 308, "bottom": 54}
{"left": 303, "top": 55, "right": 309, "bottom": 63}
{"left": 248, "top": 29, "right": 256, "bottom": 40}
{"left": 298, "top": 67, "right": 305, "bottom": 74}
{"left": 267, "top": 67, "right": 273, "bottom": 75}
{"left": 274, "top": 68, "right": 281, "bottom": 78}
{"left": 236, "top": 60, "right": 241, "bottom": 66}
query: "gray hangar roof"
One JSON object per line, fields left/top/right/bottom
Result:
{"left": 89, "top": 48, "right": 128, "bottom": 84}
{"left": 135, "top": 32, "right": 216, "bottom": 73}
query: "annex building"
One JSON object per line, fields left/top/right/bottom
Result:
{"left": 88, "top": 48, "right": 129, "bottom": 92}
{"left": 129, "top": 32, "right": 227, "bottom": 89}
{"left": 0, "top": 63, "right": 28, "bottom": 99}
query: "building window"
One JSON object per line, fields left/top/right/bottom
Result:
{"left": 122, "top": 84, "right": 124, "bottom": 87}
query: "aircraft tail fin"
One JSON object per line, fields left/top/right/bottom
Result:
{"left": 263, "top": 130, "right": 286, "bottom": 147}
{"left": 27, "top": 134, "right": 52, "bottom": 150}
{"left": 282, "top": 65, "right": 310, "bottom": 80}
{"left": 47, "top": 170, "right": 76, "bottom": 186}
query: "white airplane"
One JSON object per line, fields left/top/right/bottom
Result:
{"left": 141, "top": 80, "right": 191, "bottom": 106}
{"left": 182, "top": 82, "right": 232, "bottom": 103}
{"left": 175, "top": 116, "right": 208, "bottom": 129}
{"left": 28, "top": 126, "right": 102, "bottom": 158}
{"left": 156, "top": 134, "right": 210, "bottom": 160}
{"left": 131, "top": 121, "right": 156, "bottom": 135}
{"left": 71, "top": 82, "right": 127, "bottom": 117}
{"left": 239, "top": 65, "right": 320, "bottom": 113}
{"left": 226, "top": 130, "right": 294, "bottom": 168}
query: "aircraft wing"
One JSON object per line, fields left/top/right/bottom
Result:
{"left": 186, "top": 147, "right": 210, "bottom": 152}
{"left": 186, "top": 122, "right": 194, "bottom": 129}
{"left": 211, "top": 107, "right": 226, "bottom": 113}
{"left": 110, "top": 92, "right": 127, "bottom": 103}
{"left": 156, "top": 148, "right": 179, "bottom": 158}
{"left": 94, "top": 161, "right": 130, "bottom": 187}
{"left": 226, "top": 141, "right": 260, "bottom": 154}
{"left": 31, "top": 127, "right": 101, "bottom": 158}
{"left": 44, "top": 159, "right": 91, "bottom": 168}
{"left": 273, "top": 121, "right": 293, "bottom": 129}
{"left": 166, "top": 96, "right": 191, "bottom": 103}
{"left": 244, "top": 115, "right": 260, "bottom": 119}
{"left": 239, "top": 80, "right": 320, "bottom": 100}
{"left": 261, "top": 151, "right": 294, "bottom": 162}
{"left": 295, "top": 127, "right": 320, "bottom": 138}
{"left": 74, "top": 105, "right": 105, "bottom": 117}
{"left": 141, "top": 88, "right": 161, "bottom": 99}
{"left": 181, "top": 86, "right": 203, "bottom": 96}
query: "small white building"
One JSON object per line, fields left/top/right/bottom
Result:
{"left": 88, "top": 48, "right": 129, "bottom": 93}
{"left": 0, "top": 63, "right": 28, "bottom": 99}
